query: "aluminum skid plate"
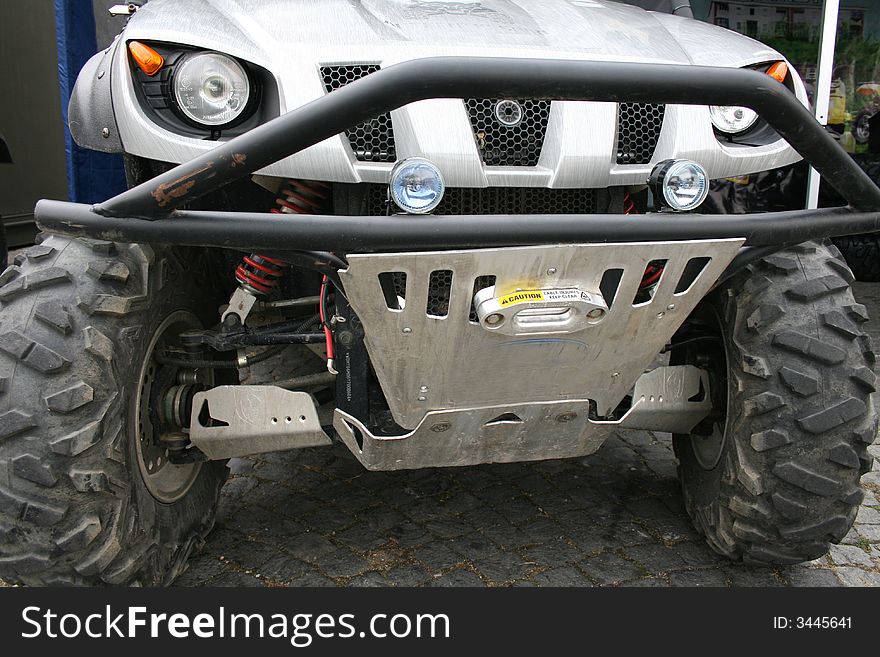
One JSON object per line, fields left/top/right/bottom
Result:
{"left": 340, "top": 239, "right": 744, "bottom": 432}
{"left": 335, "top": 363, "right": 711, "bottom": 471}
{"left": 190, "top": 386, "right": 331, "bottom": 459}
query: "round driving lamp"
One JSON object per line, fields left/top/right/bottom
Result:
{"left": 389, "top": 158, "right": 446, "bottom": 214}
{"left": 648, "top": 159, "right": 709, "bottom": 212}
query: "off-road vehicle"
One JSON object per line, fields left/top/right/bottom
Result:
{"left": 1, "top": 0, "right": 878, "bottom": 585}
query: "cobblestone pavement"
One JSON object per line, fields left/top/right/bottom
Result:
{"left": 168, "top": 284, "right": 880, "bottom": 588}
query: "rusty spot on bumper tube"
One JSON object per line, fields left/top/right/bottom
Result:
{"left": 150, "top": 162, "right": 216, "bottom": 208}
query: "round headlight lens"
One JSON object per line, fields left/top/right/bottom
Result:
{"left": 709, "top": 105, "right": 758, "bottom": 134}
{"left": 389, "top": 158, "right": 445, "bottom": 214}
{"left": 173, "top": 52, "right": 250, "bottom": 126}
{"left": 649, "top": 159, "right": 709, "bottom": 212}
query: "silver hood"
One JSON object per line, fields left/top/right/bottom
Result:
{"left": 106, "top": 0, "right": 804, "bottom": 186}
{"left": 127, "top": 0, "right": 782, "bottom": 68}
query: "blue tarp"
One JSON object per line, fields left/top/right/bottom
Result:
{"left": 54, "top": 0, "right": 126, "bottom": 204}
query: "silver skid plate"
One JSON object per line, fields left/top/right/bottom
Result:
{"left": 190, "top": 386, "right": 331, "bottom": 459}
{"left": 334, "top": 364, "right": 713, "bottom": 470}
{"left": 341, "top": 239, "right": 743, "bottom": 430}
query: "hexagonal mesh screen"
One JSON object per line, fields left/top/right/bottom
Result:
{"left": 616, "top": 103, "right": 665, "bottom": 165}
{"left": 367, "top": 185, "right": 598, "bottom": 216}
{"left": 427, "top": 270, "right": 453, "bottom": 317}
{"left": 391, "top": 272, "right": 407, "bottom": 300}
{"left": 321, "top": 65, "right": 396, "bottom": 162}
{"left": 465, "top": 98, "right": 550, "bottom": 166}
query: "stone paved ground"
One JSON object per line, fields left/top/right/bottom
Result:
{"left": 169, "top": 284, "right": 880, "bottom": 588}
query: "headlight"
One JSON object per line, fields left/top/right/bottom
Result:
{"left": 389, "top": 158, "right": 445, "bottom": 214}
{"left": 648, "top": 159, "right": 709, "bottom": 212}
{"left": 709, "top": 105, "right": 758, "bottom": 134}
{"left": 173, "top": 52, "right": 250, "bottom": 126}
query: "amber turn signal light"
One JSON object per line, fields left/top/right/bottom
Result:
{"left": 129, "top": 41, "right": 164, "bottom": 76}
{"left": 766, "top": 61, "right": 788, "bottom": 83}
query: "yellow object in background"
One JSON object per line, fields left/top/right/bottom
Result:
{"left": 829, "top": 80, "right": 847, "bottom": 125}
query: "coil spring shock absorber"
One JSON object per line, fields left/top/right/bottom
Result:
{"left": 624, "top": 191, "right": 664, "bottom": 289}
{"left": 234, "top": 254, "right": 288, "bottom": 296}
{"left": 233, "top": 180, "right": 331, "bottom": 296}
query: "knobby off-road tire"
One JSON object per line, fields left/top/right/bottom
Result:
{"left": 833, "top": 234, "right": 880, "bottom": 282}
{"left": 673, "top": 241, "right": 877, "bottom": 565}
{"left": 833, "top": 154, "right": 880, "bottom": 282}
{"left": 0, "top": 235, "right": 228, "bottom": 585}
{"left": 0, "top": 222, "right": 7, "bottom": 272}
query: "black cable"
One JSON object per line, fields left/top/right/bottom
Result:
{"left": 261, "top": 314, "right": 321, "bottom": 334}
{"left": 256, "top": 250, "right": 347, "bottom": 291}
{"left": 660, "top": 335, "right": 723, "bottom": 354}
{"left": 320, "top": 278, "right": 333, "bottom": 331}
{"left": 246, "top": 345, "right": 286, "bottom": 364}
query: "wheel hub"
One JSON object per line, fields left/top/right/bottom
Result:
{"left": 135, "top": 312, "right": 205, "bottom": 503}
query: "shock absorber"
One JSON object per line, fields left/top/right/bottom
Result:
{"left": 271, "top": 179, "right": 330, "bottom": 216}
{"left": 233, "top": 180, "right": 331, "bottom": 297}
{"left": 234, "top": 254, "right": 288, "bottom": 296}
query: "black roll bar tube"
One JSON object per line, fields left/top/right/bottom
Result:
{"left": 86, "top": 57, "right": 880, "bottom": 217}
{"left": 34, "top": 201, "right": 880, "bottom": 252}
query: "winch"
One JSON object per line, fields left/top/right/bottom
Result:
{"left": 473, "top": 286, "right": 608, "bottom": 335}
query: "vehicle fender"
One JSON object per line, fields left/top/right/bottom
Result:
{"left": 68, "top": 40, "right": 123, "bottom": 153}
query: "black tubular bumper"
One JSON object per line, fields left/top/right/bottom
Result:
{"left": 35, "top": 56, "right": 880, "bottom": 251}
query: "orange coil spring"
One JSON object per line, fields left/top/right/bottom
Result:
{"left": 234, "top": 180, "right": 331, "bottom": 295}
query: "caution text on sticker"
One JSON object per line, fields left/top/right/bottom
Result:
{"left": 497, "top": 290, "right": 544, "bottom": 306}
{"left": 497, "top": 288, "right": 593, "bottom": 307}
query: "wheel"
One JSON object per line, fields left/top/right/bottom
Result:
{"left": 833, "top": 234, "right": 880, "bottom": 282}
{"left": 0, "top": 222, "right": 7, "bottom": 272}
{"left": 832, "top": 154, "right": 880, "bottom": 282}
{"left": 672, "top": 241, "right": 876, "bottom": 565}
{"left": 855, "top": 109, "right": 873, "bottom": 145}
{"left": 0, "top": 235, "right": 229, "bottom": 585}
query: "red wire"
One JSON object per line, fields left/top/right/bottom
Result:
{"left": 271, "top": 180, "right": 334, "bottom": 366}
{"left": 319, "top": 275, "right": 334, "bottom": 362}
{"left": 625, "top": 191, "right": 665, "bottom": 288}
{"left": 641, "top": 266, "right": 664, "bottom": 287}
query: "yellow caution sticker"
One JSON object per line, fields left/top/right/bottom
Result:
{"left": 497, "top": 290, "right": 545, "bottom": 307}
{"left": 497, "top": 288, "right": 596, "bottom": 307}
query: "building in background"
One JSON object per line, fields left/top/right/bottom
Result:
{"left": 705, "top": 1, "right": 868, "bottom": 41}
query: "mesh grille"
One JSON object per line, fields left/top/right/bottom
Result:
{"left": 366, "top": 186, "right": 598, "bottom": 216}
{"left": 427, "top": 270, "right": 453, "bottom": 317}
{"left": 321, "top": 65, "right": 396, "bottom": 162}
{"left": 616, "top": 103, "right": 665, "bottom": 165}
{"left": 465, "top": 99, "right": 550, "bottom": 166}
{"left": 391, "top": 272, "right": 407, "bottom": 300}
